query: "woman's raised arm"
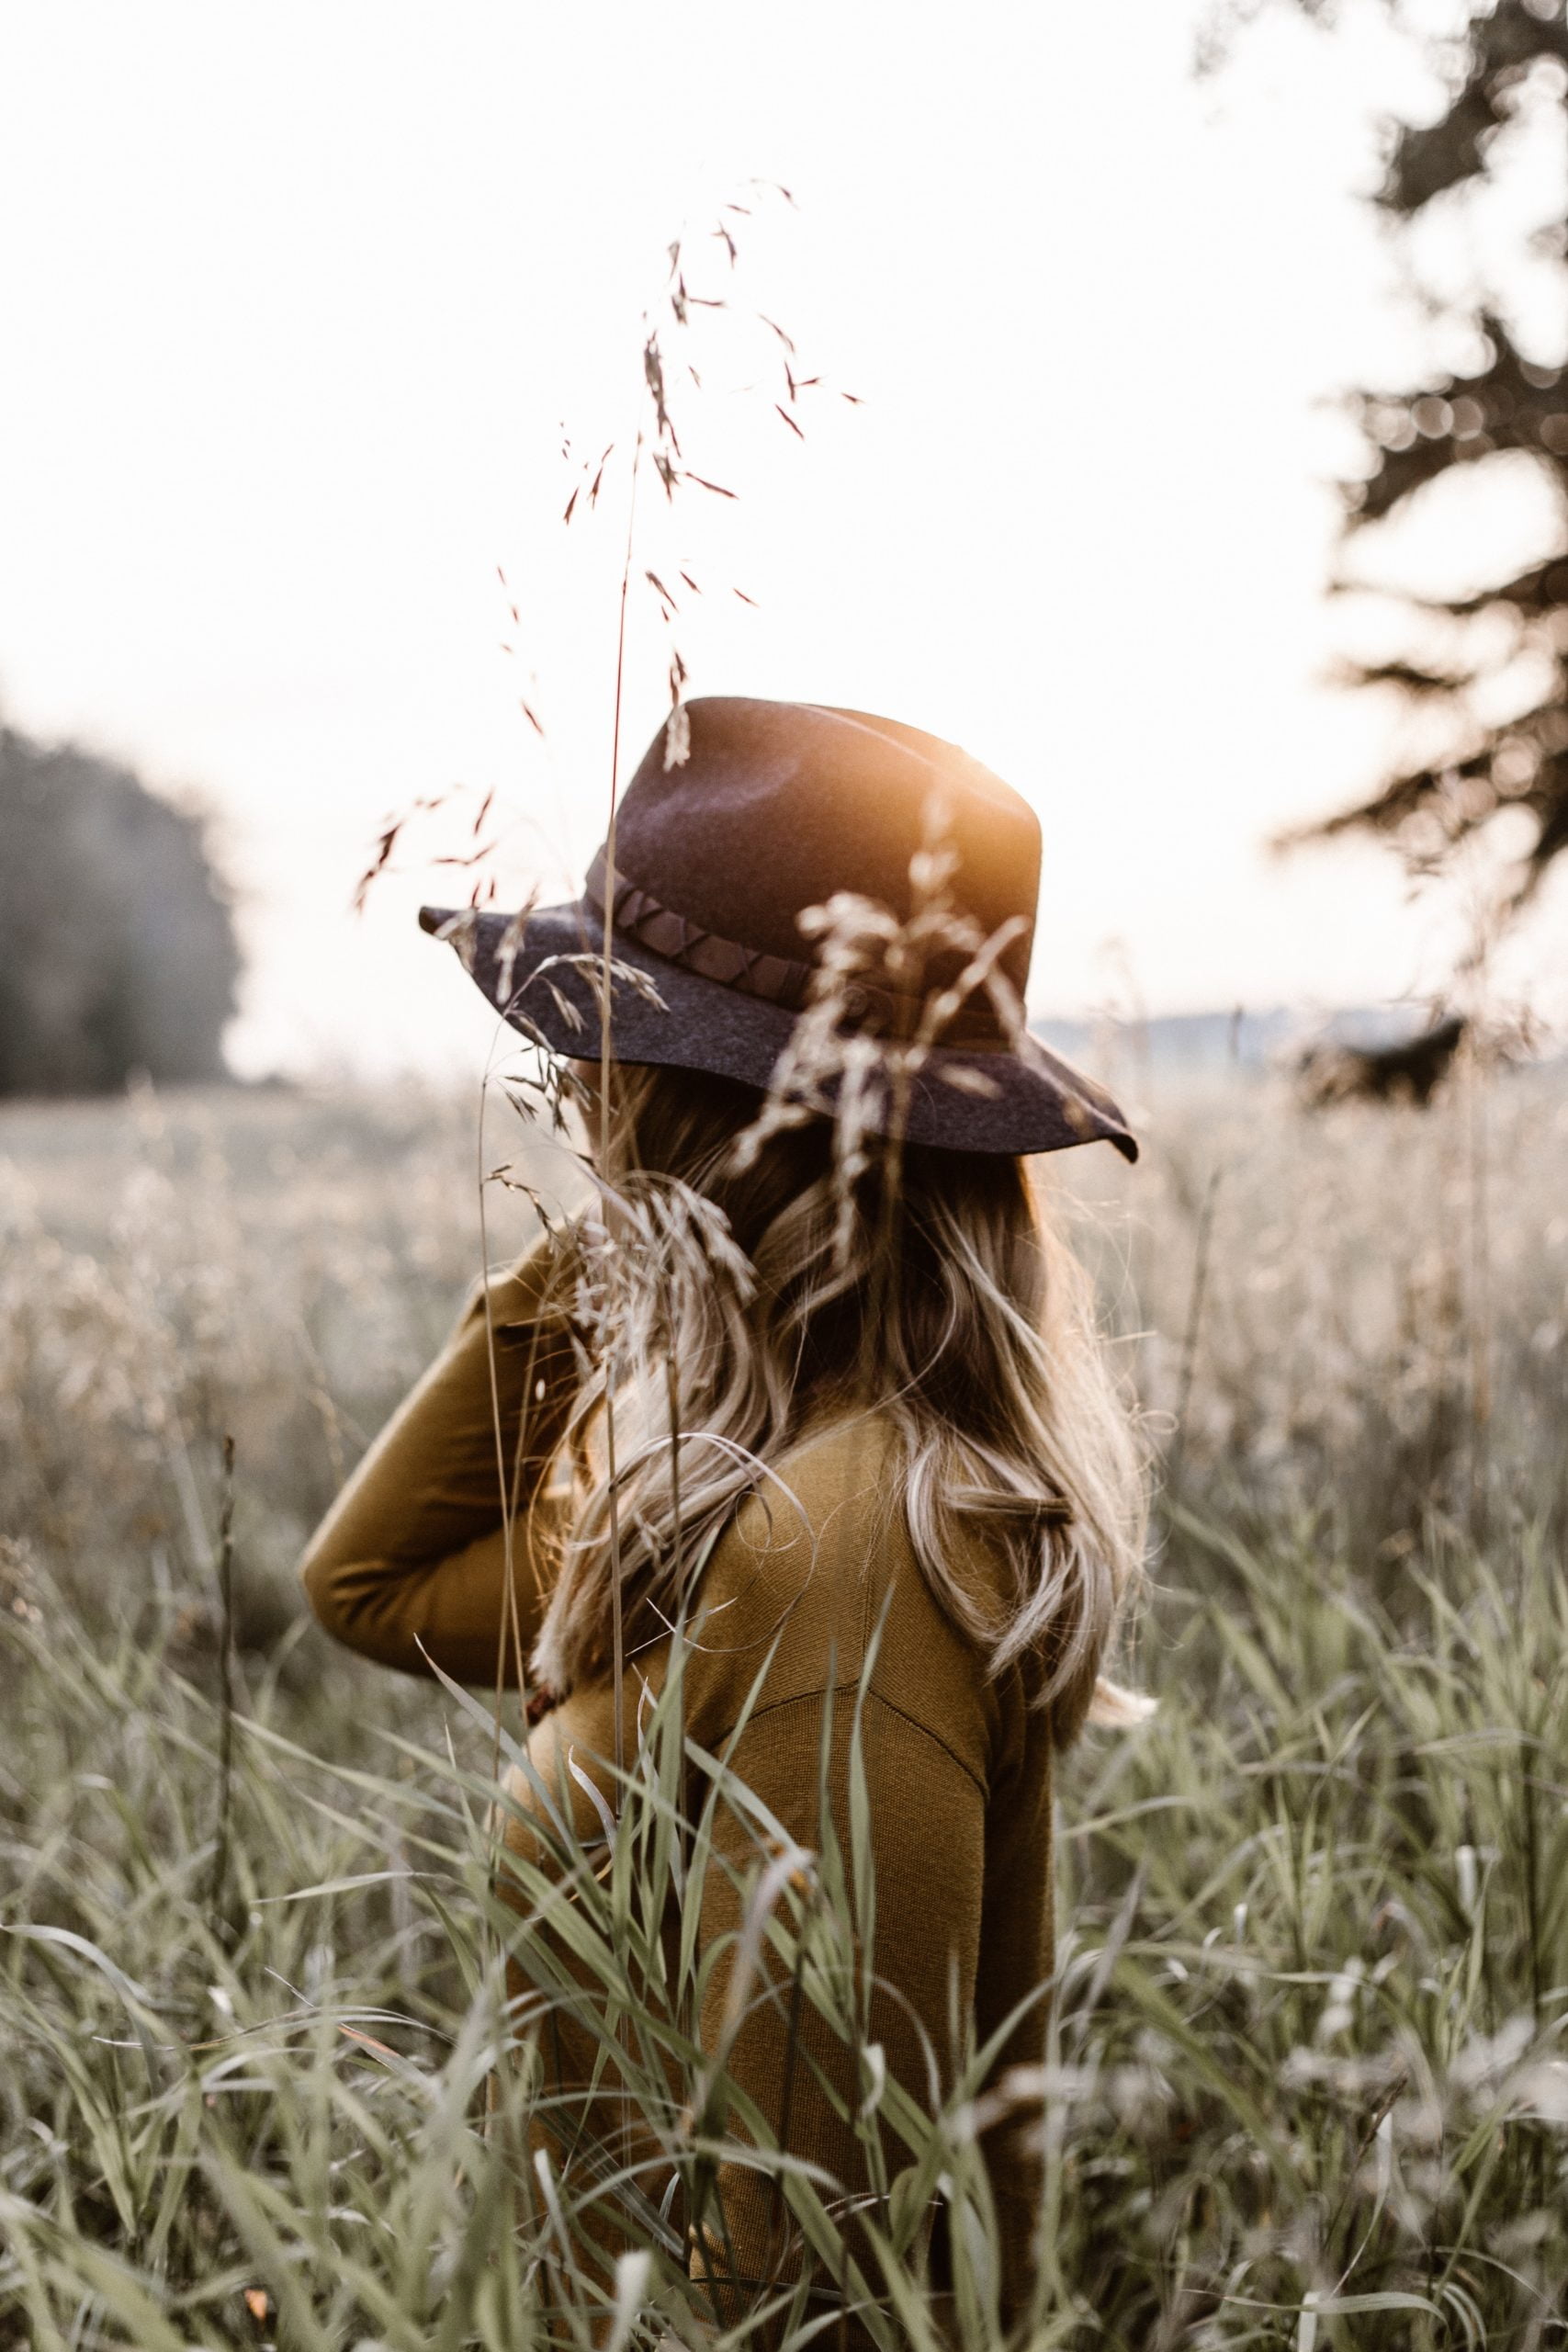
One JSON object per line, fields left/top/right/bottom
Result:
{"left": 299, "top": 1227, "right": 581, "bottom": 1685}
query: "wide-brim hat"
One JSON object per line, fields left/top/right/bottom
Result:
{"left": 422, "top": 696, "right": 1136, "bottom": 1161}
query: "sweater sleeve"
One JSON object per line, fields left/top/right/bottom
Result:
{"left": 298, "top": 1227, "right": 581, "bottom": 1684}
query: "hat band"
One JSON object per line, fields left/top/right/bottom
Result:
{"left": 582, "top": 847, "right": 1010, "bottom": 1049}
{"left": 584, "top": 848, "right": 814, "bottom": 1010}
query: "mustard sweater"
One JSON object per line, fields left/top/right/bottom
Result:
{"left": 299, "top": 1235, "right": 1053, "bottom": 2319}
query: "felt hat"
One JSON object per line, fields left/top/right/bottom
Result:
{"left": 422, "top": 696, "right": 1136, "bottom": 1160}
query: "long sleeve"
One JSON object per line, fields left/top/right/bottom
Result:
{"left": 299, "top": 1228, "right": 581, "bottom": 1684}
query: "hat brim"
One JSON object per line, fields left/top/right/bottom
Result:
{"left": 421, "top": 899, "right": 1137, "bottom": 1162}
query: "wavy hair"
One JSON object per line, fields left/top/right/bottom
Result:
{"left": 531, "top": 1063, "right": 1147, "bottom": 1746}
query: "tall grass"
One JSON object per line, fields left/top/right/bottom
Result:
{"left": 2, "top": 1066, "right": 1566, "bottom": 2346}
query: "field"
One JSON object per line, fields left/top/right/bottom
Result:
{"left": 3, "top": 1064, "right": 1567, "bottom": 2348}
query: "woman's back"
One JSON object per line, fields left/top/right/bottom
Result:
{"left": 500, "top": 1409, "right": 1054, "bottom": 2307}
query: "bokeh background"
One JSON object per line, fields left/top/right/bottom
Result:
{"left": 4, "top": 0, "right": 1564, "bottom": 1088}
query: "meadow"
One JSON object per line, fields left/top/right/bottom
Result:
{"left": 3, "top": 1058, "right": 1566, "bottom": 2348}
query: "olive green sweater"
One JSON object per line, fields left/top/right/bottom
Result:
{"left": 299, "top": 1235, "right": 1053, "bottom": 2318}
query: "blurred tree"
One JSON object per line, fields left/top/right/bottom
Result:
{"left": 1288, "top": 0, "right": 1568, "bottom": 919}
{"left": 0, "top": 719, "right": 240, "bottom": 1095}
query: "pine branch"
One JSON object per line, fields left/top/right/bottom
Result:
{"left": 1343, "top": 320, "right": 1567, "bottom": 529}
{"left": 1380, "top": 550, "right": 1568, "bottom": 620}
{"left": 1381, "top": 0, "right": 1568, "bottom": 216}
{"left": 1299, "top": 0, "right": 1568, "bottom": 916}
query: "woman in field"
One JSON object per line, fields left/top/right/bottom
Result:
{"left": 299, "top": 696, "right": 1145, "bottom": 2328}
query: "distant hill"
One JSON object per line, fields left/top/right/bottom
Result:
{"left": 1033, "top": 1005, "right": 1450, "bottom": 1074}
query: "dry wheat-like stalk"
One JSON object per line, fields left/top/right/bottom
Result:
{"left": 734, "top": 810, "right": 1032, "bottom": 1266}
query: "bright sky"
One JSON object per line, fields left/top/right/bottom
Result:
{"left": 2, "top": 0, "right": 1563, "bottom": 1078}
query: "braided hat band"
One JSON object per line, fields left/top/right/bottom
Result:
{"left": 582, "top": 847, "right": 1010, "bottom": 1050}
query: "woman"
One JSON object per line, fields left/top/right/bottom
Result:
{"left": 300, "top": 696, "right": 1145, "bottom": 2327}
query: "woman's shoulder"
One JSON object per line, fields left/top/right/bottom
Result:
{"left": 682, "top": 1409, "right": 1018, "bottom": 1779}
{"left": 701, "top": 1406, "right": 902, "bottom": 1600}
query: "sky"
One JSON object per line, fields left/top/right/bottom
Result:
{"left": 2, "top": 0, "right": 1564, "bottom": 1079}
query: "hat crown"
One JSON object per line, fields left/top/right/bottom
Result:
{"left": 609, "top": 698, "right": 1041, "bottom": 998}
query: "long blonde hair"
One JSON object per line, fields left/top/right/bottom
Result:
{"left": 532, "top": 1063, "right": 1146, "bottom": 1746}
